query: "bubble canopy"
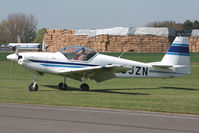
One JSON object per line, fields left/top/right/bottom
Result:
{"left": 58, "top": 46, "right": 97, "bottom": 61}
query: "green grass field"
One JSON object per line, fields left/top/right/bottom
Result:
{"left": 0, "top": 52, "right": 199, "bottom": 114}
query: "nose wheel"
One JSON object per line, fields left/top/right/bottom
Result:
{"left": 29, "top": 74, "right": 38, "bottom": 91}
{"left": 29, "top": 82, "right": 38, "bottom": 91}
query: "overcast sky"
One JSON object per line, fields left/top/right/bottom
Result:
{"left": 0, "top": 0, "right": 198, "bottom": 30}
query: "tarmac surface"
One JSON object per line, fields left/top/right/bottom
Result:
{"left": 0, "top": 103, "right": 199, "bottom": 133}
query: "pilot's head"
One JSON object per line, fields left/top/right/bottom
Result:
{"left": 75, "top": 47, "right": 84, "bottom": 55}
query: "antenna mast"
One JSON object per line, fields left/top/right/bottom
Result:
{"left": 119, "top": 48, "right": 129, "bottom": 58}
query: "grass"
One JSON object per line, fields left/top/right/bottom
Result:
{"left": 0, "top": 52, "right": 10, "bottom": 61}
{"left": 0, "top": 52, "right": 199, "bottom": 114}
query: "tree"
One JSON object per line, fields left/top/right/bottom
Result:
{"left": 0, "top": 13, "right": 37, "bottom": 43}
{"left": 145, "top": 21, "right": 183, "bottom": 30}
{"left": 34, "top": 28, "right": 47, "bottom": 44}
{"left": 192, "top": 20, "right": 199, "bottom": 29}
{"left": 182, "top": 20, "right": 199, "bottom": 30}
{"left": 183, "top": 20, "right": 193, "bottom": 30}
{"left": 0, "top": 20, "right": 9, "bottom": 42}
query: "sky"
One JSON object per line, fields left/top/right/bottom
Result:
{"left": 0, "top": 0, "right": 198, "bottom": 30}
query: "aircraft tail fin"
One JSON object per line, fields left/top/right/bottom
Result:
{"left": 160, "top": 36, "right": 190, "bottom": 75}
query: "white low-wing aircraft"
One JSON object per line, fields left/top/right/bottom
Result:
{"left": 7, "top": 36, "right": 190, "bottom": 91}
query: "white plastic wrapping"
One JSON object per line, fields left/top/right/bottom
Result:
{"left": 74, "top": 27, "right": 176, "bottom": 38}
{"left": 191, "top": 29, "right": 199, "bottom": 37}
{"left": 127, "top": 27, "right": 176, "bottom": 37}
{"left": 74, "top": 27, "right": 129, "bottom": 38}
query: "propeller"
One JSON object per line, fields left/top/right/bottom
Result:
{"left": 7, "top": 46, "right": 21, "bottom": 78}
{"left": 7, "top": 46, "right": 22, "bottom": 65}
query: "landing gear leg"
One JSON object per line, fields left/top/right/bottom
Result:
{"left": 58, "top": 76, "right": 68, "bottom": 90}
{"left": 29, "top": 74, "right": 38, "bottom": 91}
{"left": 80, "top": 72, "right": 89, "bottom": 91}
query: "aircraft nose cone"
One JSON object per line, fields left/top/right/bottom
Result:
{"left": 7, "top": 54, "right": 18, "bottom": 61}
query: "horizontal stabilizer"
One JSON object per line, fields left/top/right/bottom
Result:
{"left": 150, "top": 62, "right": 187, "bottom": 69}
{"left": 149, "top": 62, "right": 173, "bottom": 69}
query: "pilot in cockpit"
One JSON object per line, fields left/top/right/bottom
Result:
{"left": 74, "top": 47, "right": 86, "bottom": 60}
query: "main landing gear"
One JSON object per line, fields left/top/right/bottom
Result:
{"left": 58, "top": 76, "right": 68, "bottom": 90}
{"left": 80, "top": 83, "right": 89, "bottom": 91}
{"left": 80, "top": 72, "right": 89, "bottom": 91}
{"left": 58, "top": 73, "right": 90, "bottom": 91}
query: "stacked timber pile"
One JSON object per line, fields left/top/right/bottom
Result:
{"left": 44, "top": 27, "right": 175, "bottom": 53}
{"left": 105, "top": 35, "right": 171, "bottom": 52}
{"left": 190, "top": 30, "right": 199, "bottom": 52}
{"left": 44, "top": 29, "right": 75, "bottom": 52}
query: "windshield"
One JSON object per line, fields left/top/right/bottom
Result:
{"left": 58, "top": 46, "right": 97, "bottom": 61}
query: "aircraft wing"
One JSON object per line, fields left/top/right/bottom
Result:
{"left": 58, "top": 64, "right": 132, "bottom": 82}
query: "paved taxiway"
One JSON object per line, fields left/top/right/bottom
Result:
{"left": 0, "top": 103, "right": 199, "bottom": 133}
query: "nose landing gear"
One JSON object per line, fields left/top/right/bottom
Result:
{"left": 29, "top": 74, "right": 38, "bottom": 91}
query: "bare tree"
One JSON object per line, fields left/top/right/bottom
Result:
{"left": 145, "top": 21, "right": 183, "bottom": 30}
{"left": 0, "top": 20, "right": 10, "bottom": 42}
{"left": 0, "top": 13, "right": 37, "bottom": 43}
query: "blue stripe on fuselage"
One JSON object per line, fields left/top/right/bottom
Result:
{"left": 28, "top": 59, "right": 99, "bottom": 67}
{"left": 40, "top": 64, "right": 85, "bottom": 68}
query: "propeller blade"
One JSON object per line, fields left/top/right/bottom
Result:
{"left": 15, "top": 45, "right": 20, "bottom": 56}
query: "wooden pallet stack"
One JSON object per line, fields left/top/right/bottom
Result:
{"left": 44, "top": 29, "right": 173, "bottom": 53}
{"left": 189, "top": 36, "right": 199, "bottom": 52}
{"left": 105, "top": 35, "right": 171, "bottom": 53}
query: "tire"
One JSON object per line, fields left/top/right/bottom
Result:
{"left": 80, "top": 83, "right": 89, "bottom": 91}
{"left": 58, "top": 82, "right": 67, "bottom": 90}
{"left": 29, "top": 83, "right": 38, "bottom": 91}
